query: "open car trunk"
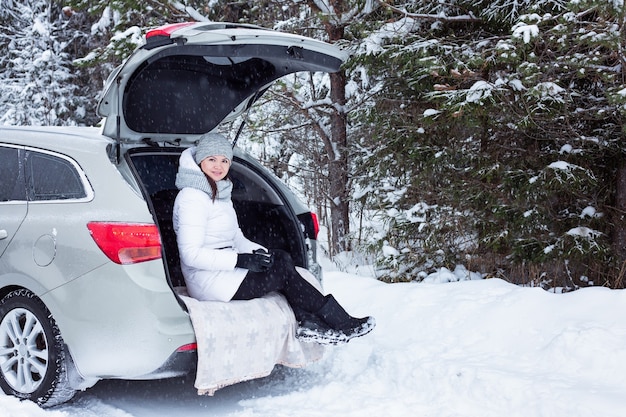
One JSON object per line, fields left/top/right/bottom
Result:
{"left": 125, "top": 148, "right": 311, "bottom": 291}
{"left": 97, "top": 22, "right": 346, "bottom": 144}
{"left": 99, "top": 22, "right": 336, "bottom": 304}
{"left": 123, "top": 150, "right": 325, "bottom": 396}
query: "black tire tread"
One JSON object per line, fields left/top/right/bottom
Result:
{"left": 0, "top": 289, "right": 76, "bottom": 407}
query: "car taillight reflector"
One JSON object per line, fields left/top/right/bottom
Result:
{"left": 146, "top": 22, "right": 195, "bottom": 40}
{"left": 311, "top": 212, "right": 320, "bottom": 239}
{"left": 87, "top": 222, "right": 162, "bottom": 265}
{"left": 176, "top": 343, "right": 197, "bottom": 352}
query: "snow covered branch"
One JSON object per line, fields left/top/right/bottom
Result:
{"left": 378, "top": 0, "right": 482, "bottom": 23}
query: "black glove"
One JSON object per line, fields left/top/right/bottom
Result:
{"left": 236, "top": 250, "right": 273, "bottom": 272}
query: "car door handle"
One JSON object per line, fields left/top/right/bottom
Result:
{"left": 0, "top": 230, "right": 8, "bottom": 240}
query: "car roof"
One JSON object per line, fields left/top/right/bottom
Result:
{"left": 0, "top": 125, "right": 310, "bottom": 214}
{"left": 0, "top": 126, "right": 113, "bottom": 155}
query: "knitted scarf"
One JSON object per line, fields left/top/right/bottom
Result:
{"left": 175, "top": 167, "right": 232, "bottom": 201}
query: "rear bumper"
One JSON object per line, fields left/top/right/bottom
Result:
{"left": 42, "top": 259, "right": 197, "bottom": 380}
{"left": 132, "top": 348, "right": 197, "bottom": 380}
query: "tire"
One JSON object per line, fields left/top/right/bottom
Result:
{"left": 0, "top": 289, "right": 76, "bottom": 407}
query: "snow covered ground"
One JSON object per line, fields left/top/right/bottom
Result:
{"left": 2, "top": 262, "right": 626, "bottom": 417}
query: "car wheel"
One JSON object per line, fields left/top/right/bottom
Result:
{"left": 0, "top": 289, "right": 76, "bottom": 407}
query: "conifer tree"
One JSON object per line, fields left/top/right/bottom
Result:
{"left": 0, "top": 1, "right": 82, "bottom": 125}
{"left": 353, "top": 0, "right": 626, "bottom": 287}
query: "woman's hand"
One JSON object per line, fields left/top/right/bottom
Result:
{"left": 236, "top": 250, "right": 273, "bottom": 272}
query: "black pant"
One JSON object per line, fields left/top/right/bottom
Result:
{"left": 232, "top": 249, "right": 325, "bottom": 319}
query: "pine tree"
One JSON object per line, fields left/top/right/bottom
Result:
{"left": 353, "top": 0, "right": 626, "bottom": 288}
{"left": 0, "top": 1, "right": 81, "bottom": 125}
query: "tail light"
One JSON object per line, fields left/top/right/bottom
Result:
{"left": 145, "top": 22, "right": 195, "bottom": 44}
{"left": 310, "top": 212, "right": 320, "bottom": 239}
{"left": 176, "top": 343, "right": 197, "bottom": 352}
{"left": 87, "top": 222, "right": 162, "bottom": 265}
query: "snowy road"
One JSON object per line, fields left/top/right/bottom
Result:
{"left": 3, "top": 268, "right": 626, "bottom": 417}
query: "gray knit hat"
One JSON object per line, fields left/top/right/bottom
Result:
{"left": 194, "top": 132, "right": 233, "bottom": 164}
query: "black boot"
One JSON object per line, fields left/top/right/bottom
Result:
{"left": 295, "top": 311, "right": 342, "bottom": 345}
{"left": 312, "top": 295, "right": 375, "bottom": 344}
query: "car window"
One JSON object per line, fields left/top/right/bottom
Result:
{"left": 0, "top": 146, "right": 26, "bottom": 202}
{"left": 26, "top": 151, "right": 87, "bottom": 201}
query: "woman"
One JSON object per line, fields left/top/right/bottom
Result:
{"left": 173, "top": 132, "right": 375, "bottom": 345}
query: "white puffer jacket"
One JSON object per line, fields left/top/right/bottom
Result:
{"left": 173, "top": 148, "right": 264, "bottom": 302}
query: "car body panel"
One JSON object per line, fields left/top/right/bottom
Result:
{"left": 41, "top": 259, "right": 195, "bottom": 378}
{"left": 0, "top": 145, "right": 27, "bottom": 258}
{"left": 0, "top": 203, "right": 26, "bottom": 258}
{"left": 0, "top": 126, "right": 195, "bottom": 380}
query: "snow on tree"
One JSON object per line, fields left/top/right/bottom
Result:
{"left": 0, "top": 1, "right": 82, "bottom": 125}
{"left": 3, "top": 0, "right": 625, "bottom": 288}
{"left": 349, "top": 0, "right": 626, "bottom": 288}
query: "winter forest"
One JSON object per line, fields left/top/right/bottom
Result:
{"left": 1, "top": 0, "right": 625, "bottom": 291}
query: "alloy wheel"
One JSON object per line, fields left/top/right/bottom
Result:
{"left": 0, "top": 307, "right": 49, "bottom": 394}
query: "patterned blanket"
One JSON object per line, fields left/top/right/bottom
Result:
{"left": 180, "top": 290, "right": 324, "bottom": 395}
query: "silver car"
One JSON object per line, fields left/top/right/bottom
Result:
{"left": 0, "top": 22, "right": 344, "bottom": 407}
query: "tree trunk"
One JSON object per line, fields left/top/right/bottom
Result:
{"left": 614, "top": 158, "right": 626, "bottom": 278}
{"left": 328, "top": 69, "right": 351, "bottom": 254}
{"left": 309, "top": 1, "right": 351, "bottom": 255}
